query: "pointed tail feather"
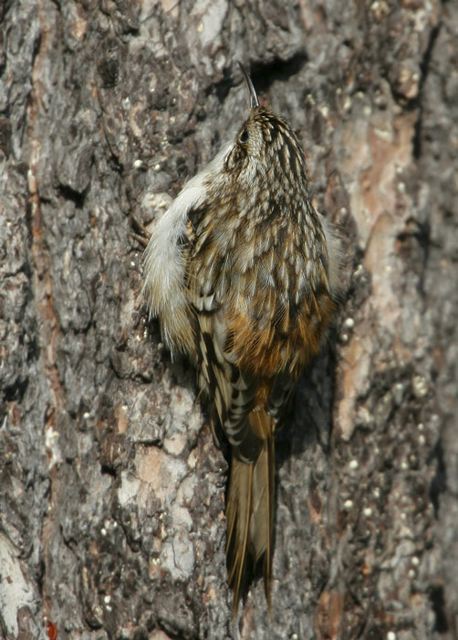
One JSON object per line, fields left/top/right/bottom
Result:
{"left": 226, "top": 408, "right": 275, "bottom": 614}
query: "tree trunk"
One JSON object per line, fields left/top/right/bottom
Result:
{"left": 1, "top": 1, "right": 456, "bottom": 638}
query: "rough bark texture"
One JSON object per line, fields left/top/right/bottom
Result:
{"left": 0, "top": 1, "right": 457, "bottom": 639}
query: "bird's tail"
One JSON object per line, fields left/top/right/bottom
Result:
{"left": 226, "top": 408, "right": 274, "bottom": 614}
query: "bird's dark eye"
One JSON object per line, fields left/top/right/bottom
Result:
{"left": 239, "top": 128, "right": 249, "bottom": 144}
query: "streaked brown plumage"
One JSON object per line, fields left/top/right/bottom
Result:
{"left": 143, "top": 63, "right": 340, "bottom": 614}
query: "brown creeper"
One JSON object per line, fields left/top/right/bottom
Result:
{"left": 143, "top": 64, "right": 340, "bottom": 613}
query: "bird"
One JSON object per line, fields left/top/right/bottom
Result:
{"left": 143, "top": 63, "right": 341, "bottom": 614}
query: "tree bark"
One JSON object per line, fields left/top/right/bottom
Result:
{"left": 1, "top": 1, "right": 456, "bottom": 639}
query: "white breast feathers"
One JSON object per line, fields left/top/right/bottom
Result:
{"left": 142, "top": 143, "right": 232, "bottom": 355}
